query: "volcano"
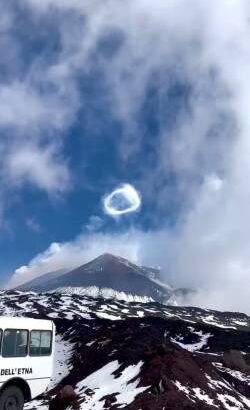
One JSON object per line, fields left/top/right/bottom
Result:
{"left": 17, "top": 253, "right": 188, "bottom": 304}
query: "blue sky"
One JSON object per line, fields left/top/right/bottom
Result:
{"left": 1, "top": 0, "right": 250, "bottom": 313}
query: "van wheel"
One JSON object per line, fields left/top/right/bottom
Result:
{"left": 0, "top": 386, "right": 24, "bottom": 410}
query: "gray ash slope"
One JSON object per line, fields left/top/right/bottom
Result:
{"left": 16, "top": 268, "right": 67, "bottom": 292}
{"left": 17, "top": 253, "right": 187, "bottom": 304}
{"left": 1, "top": 291, "right": 250, "bottom": 409}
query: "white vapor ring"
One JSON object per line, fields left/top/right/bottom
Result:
{"left": 103, "top": 184, "right": 141, "bottom": 216}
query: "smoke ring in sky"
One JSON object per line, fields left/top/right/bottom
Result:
{"left": 104, "top": 184, "right": 141, "bottom": 216}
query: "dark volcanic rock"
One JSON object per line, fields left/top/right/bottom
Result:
{"left": 76, "top": 318, "right": 250, "bottom": 409}
{"left": 49, "top": 385, "right": 79, "bottom": 410}
{"left": 1, "top": 291, "right": 250, "bottom": 409}
{"left": 223, "top": 349, "right": 250, "bottom": 374}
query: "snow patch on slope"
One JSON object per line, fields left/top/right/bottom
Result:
{"left": 217, "top": 393, "right": 248, "bottom": 409}
{"left": 24, "top": 335, "right": 75, "bottom": 410}
{"left": 75, "top": 360, "right": 148, "bottom": 409}
{"left": 193, "top": 388, "right": 218, "bottom": 407}
{"left": 24, "top": 400, "right": 48, "bottom": 410}
{"left": 171, "top": 331, "right": 211, "bottom": 352}
{"left": 52, "top": 286, "right": 154, "bottom": 303}
{"left": 49, "top": 334, "right": 74, "bottom": 389}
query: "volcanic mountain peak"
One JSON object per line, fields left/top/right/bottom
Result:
{"left": 82, "top": 253, "right": 132, "bottom": 272}
{"left": 85, "top": 253, "right": 162, "bottom": 281}
{"left": 16, "top": 253, "right": 189, "bottom": 304}
{"left": 84, "top": 253, "right": 143, "bottom": 272}
{"left": 92, "top": 252, "right": 121, "bottom": 262}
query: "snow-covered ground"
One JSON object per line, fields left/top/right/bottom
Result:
{"left": 0, "top": 290, "right": 249, "bottom": 410}
{"left": 50, "top": 334, "right": 74, "bottom": 389}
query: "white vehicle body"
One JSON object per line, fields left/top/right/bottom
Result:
{"left": 0, "top": 317, "right": 55, "bottom": 404}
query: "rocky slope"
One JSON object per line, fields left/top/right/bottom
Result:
{"left": 0, "top": 290, "right": 250, "bottom": 409}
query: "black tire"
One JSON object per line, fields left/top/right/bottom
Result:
{"left": 0, "top": 385, "right": 24, "bottom": 410}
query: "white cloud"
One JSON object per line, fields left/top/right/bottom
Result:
{"left": 85, "top": 216, "right": 104, "bottom": 232}
{"left": 0, "top": 3, "right": 80, "bottom": 203}
{"left": 0, "top": 82, "right": 71, "bottom": 131}
{"left": 5, "top": 143, "right": 70, "bottom": 194}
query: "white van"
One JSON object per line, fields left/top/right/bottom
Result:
{"left": 0, "top": 317, "right": 55, "bottom": 410}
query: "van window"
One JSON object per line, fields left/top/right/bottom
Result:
{"left": 2, "top": 329, "right": 28, "bottom": 357}
{"left": 30, "top": 330, "right": 52, "bottom": 356}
